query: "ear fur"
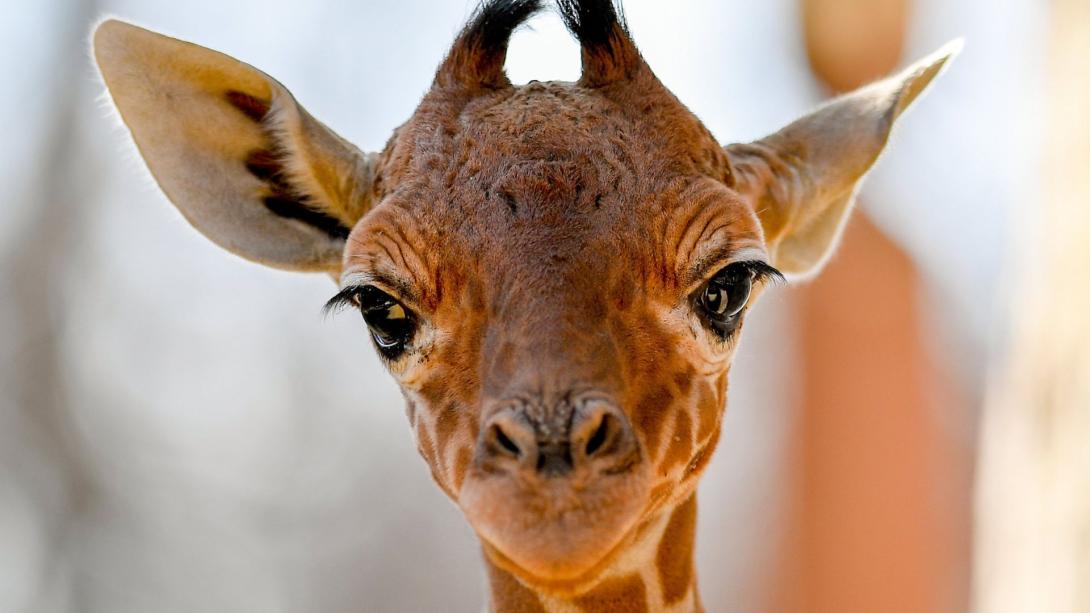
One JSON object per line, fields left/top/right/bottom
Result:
{"left": 93, "top": 19, "right": 376, "bottom": 273}
{"left": 726, "top": 40, "right": 962, "bottom": 278}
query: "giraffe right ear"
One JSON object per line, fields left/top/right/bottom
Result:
{"left": 93, "top": 19, "right": 377, "bottom": 273}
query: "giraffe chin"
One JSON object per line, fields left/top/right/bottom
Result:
{"left": 459, "top": 468, "right": 650, "bottom": 597}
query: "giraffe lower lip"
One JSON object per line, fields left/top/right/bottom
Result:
{"left": 458, "top": 468, "right": 650, "bottom": 586}
{"left": 480, "top": 526, "right": 639, "bottom": 595}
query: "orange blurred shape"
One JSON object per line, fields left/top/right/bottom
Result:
{"left": 803, "top": 0, "right": 909, "bottom": 92}
{"left": 773, "top": 216, "right": 969, "bottom": 613}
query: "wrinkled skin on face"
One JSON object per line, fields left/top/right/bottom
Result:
{"left": 344, "top": 77, "right": 769, "bottom": 591}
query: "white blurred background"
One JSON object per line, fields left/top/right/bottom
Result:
{"left": 0, "top": 0, "right": 1050, "bottom": 611}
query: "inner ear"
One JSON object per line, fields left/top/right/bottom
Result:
{"left": 226, "top": 93, "right": 352, "bottom": 241}
{"left": 94, "top": 19, "right": 377, "bottom": 273}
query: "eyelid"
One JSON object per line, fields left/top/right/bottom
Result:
{"left": 698, "top": 261, "right": 785, "bottom": 296}
{"left": 336, "top": 270, "right": 424, "bottom": 310}
{"left": 687, "top": 246, "right": 768, "bottom": 286}
{"left": 686, "top": 256, "right": 783, "bottom": 297}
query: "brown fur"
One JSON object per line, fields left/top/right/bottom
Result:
{"left": 574, "top": 574, "right": 649, "bottom": 612}
{"left": 94, "top": 4, "right": 958, "bottom": 610}
{"left": 488, "top": 558, "right": 550, "bottom": 613}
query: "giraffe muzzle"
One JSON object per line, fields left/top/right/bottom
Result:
{"left": 461, "top": 396, "right": 650, "bottom": 586}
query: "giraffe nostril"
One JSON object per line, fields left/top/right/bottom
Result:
{"left": 584, "top": 413, "right": 612, "bottom": 457}
{"left": 572, "top": 402, "right": 634, "bottom": 469}
{"left": 480, "top": 410, "right": 540, "bottom": 468}
{"left": 491, "top": 424, "right": 522, "bottom": 457}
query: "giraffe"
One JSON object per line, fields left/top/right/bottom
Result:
{"left": 92, "top": 1, "right": 958, "bottom": 610}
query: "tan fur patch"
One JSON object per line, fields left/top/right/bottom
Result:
{"left": 694, "top": 382, "right": 719, "bottom": 443}
{"left": 663, "top": 410, "right": 693, "bottom": 475}
{"left": 657, "top": 495, "right": 697, "bottom": 605}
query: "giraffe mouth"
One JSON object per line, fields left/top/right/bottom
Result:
{"left": 478, "top": 518, "right": 646, "bottom": 597}
{"left": 459, "top": 464, "right": 651, "bottom": 591}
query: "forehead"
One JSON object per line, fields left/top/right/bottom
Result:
{"left": 348, "top": 80, "right": 764, "bottom": 298}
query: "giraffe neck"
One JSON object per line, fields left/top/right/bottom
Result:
{"left": 484, "top": 494, "right": 702, "bottom": 613}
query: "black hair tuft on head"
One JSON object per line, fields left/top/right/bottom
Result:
{"left": 439, "top": 0, "right": 546, "bottom": 88}
{"left": 555, "top": 0, "right": 643, "bottom": 86}
{"left": 469, "top": 0, "right": 546, "bottom": 56}
{"left": 555, "top": 0, "right": 628, "bottom": 49}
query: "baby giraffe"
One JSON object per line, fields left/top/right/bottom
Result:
{"left": 93, "top": 1, "right": 956, "bottom": 610}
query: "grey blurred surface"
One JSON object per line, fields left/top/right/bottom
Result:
{"left": 0, "top": 0, "right": 1035, "bottom": 611}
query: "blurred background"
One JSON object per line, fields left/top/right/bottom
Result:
{"left": 2, "top": 0, "right": 1085, "bottom": 611}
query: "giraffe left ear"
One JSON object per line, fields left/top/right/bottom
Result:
{"left": 94, "top": 19, "right": 377, "bottom": 273}
{"left": 725, "top": 40, "right": 961, "bottom": 278}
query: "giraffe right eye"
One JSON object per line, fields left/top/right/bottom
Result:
{"left": 692, "top": 261, "right": 785, "bottom": 340}
{"left": 356, "top": 286, "right": 416, "bottom": 358}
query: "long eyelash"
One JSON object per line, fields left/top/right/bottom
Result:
{"left": 323, "top": 285, "right": 363, "bottom": 316}
{"left": 741, "top": 261, "right": 786, "bottom": 286}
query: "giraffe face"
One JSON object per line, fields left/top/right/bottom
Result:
{"left": 334, "top": 77, "right": 776, "bottom": 591}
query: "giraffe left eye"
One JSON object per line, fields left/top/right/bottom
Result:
{"left": 356, "top": 286, "right": 416, "bottom": 358}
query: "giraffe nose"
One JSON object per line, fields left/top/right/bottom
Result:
{"left": 479, "top": 400, "right": 637, "bottom": 477}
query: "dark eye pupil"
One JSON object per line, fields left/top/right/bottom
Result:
{"left": 697, "top": 263, "right": 755, "bottom": 332}
{"left": 703, "top": 285, "right": 728, "bottom": 315}
{"left": 357, "top": 286, "right": 415, "bottom": 355}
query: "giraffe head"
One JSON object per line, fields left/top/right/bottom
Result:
{"left": 94, "top": 0, "right": 957, "bottom": 600}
